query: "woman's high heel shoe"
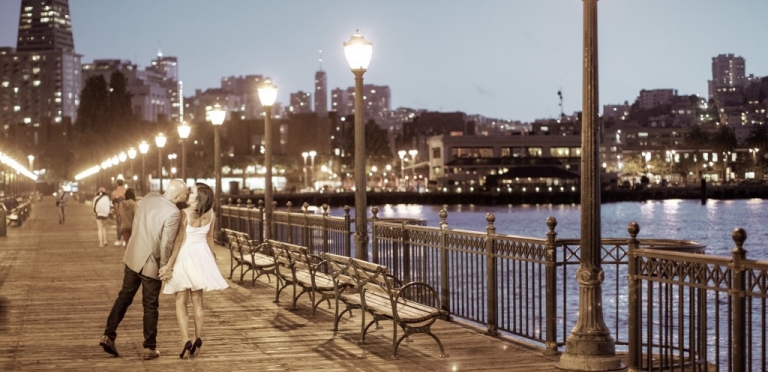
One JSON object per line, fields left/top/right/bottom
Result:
{"left": 179, "top": 340, "right": 193, "bottom": 359}
{"left": 190, "top": 338, "right": 203, "bottom": 356}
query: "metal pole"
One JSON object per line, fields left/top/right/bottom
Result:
{"left": 181, "top": 139, "right": 186, "bottom": 182}
{"left": 557, "top": 1, "right": 621, "bottom": 369}
{"left": 352, "top": 69, "right": 368, "bottom": 260}
{"left": 214, "top": 125, "right": 222, "bottom": 240}
{"left": 158, "top": 148, "right": 163, "bottom": 194}
{"left": 141, "top": 155, "right": 146, "bottom": 195}
{"left": 264, "top": 107, "right": 273, "bottom": 240}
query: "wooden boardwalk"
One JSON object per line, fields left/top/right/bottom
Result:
{"left": 0, "top": 196, "right": 564, "bottom": 371}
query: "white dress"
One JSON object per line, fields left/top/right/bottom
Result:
{"left": 163, "top": 210, "right": 229, "bottom": 294}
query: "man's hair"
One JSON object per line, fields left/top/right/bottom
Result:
{"left": 194, "top": 182, "right": 214, "bottom": 216}
{"left": 125, "top": 188, "right": 136, "bottom": 201}
{"left": 116, "top": 179, "right": 124, "bottom": 186}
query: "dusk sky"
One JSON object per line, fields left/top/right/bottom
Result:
{"left": 1, "top": 0, "right": 766, "bottom": 123}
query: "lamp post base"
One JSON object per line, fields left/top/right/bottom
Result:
{"left": 556, "top": 334, "right": 624, "bottom": 371}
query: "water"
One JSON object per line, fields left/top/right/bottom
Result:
{"left": 328, "top": 198, "right": 768, "bottom": 260}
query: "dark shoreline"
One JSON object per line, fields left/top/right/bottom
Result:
{"left": 223, "top": 185, "right": 768, "bottom": 208}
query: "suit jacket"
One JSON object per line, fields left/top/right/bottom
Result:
{"left": 123, "top": 193, "right": 181, "bottom": 279}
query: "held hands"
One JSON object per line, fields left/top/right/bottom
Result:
{"left": 158, "top": 265, "right": 173, "bottom": 281}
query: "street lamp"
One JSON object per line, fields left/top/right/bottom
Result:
{"left": 155, "top": 133, "right": 167, "bottom": 193}
{"left": 344, "top": 29, "right": 373, "bottom": 260}
{"left": 178, "top": 121, "right": 191, "bottom": 182}
{"left": 308, "top": 150, "right": 317, "bottom": 188}
{"left": 258, "top": 78, "right": 278, "bottom": 240}
{"left": 302, "top": 152, "right": 309, "bottom": 189}
{"left": 27, "top": 155, "right": 34, "bottom": 171}
{"left": 209, "top": 103, "right": 227, "bottom": 241}
{"left": 139, "top": 141, "right": 149, "bottom": 195}
{"left": 398, "top": 150, "right": 406, "bottom": 189}
{"left": 557, "top": 0, "right": 621, "bottom": 368}
{"left": 408, "top": 149, "right": 418, "bottom": 189}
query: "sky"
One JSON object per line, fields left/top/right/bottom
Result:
{"left": 1, "top": 0, "right": 766, "bottom": 123}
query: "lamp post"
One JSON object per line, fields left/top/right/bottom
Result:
{"left": 178, "top": 121, "right": 191, "bottom": 182}
{"left": 139, "top": 141, "right": 149, "bottom": 195}
{"left": 398, "top": 150, "right": 406, "bottom": 189}
{"left": 168, "top": 153, "right": 177, "bottom": 178}
{"left": 344, "top": 29, "right": 373, "bottom": 260}
{"left": 557, "top": 0, "right": 621, "bottom": 369}
{"left": 119, "top": 151, "right": 127, "bottom": 178}
{"left": 209, "top": 104, "right": 227, "bottom": 241}
{"left": 258, "top": 79, "right": 278, "bottom": 240}
{"left": 128, "top": 147, "right": 137, "bottom": 182}
{"left": 408, "top": 149, "right": 418, "bottom": 190}
{"left": 309, "top": 150, "right": 317, "bottom": 189}
{"left": 155, "top": 133, "right": 166, "bottom": 193}
{"left": 302, "top": 152, "right": 309, "bottom": 189}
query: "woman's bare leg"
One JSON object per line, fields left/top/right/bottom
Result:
{"left": 190, "top": 290, "right": 204, "bottom": 339}
{"left": 175, "top": 290, "right": 191, "bottom": 342}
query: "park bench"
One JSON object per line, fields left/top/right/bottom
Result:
{"left": 323, "top": 253, "right": 448, "bottom": 359}
{"left": 222, "top": 228, "right": 276, "bottom": 286}
{"left": 268, "top": 239, "right": 346, "bottom": 317}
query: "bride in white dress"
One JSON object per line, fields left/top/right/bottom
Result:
{"left": 160, "top": 182, "right": 228, "bottom": 358}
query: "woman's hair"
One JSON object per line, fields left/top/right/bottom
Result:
{"left": 125, "top": 188, "right": 136, "bottom": 201}
{"left": 194, "top": 182, "right": 214, "bottom": 215}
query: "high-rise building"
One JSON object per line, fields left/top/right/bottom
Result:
{"left": 345, "top": 84, "right": 391, "bottom": 124}
{"left": 148, "top": 51, "right": 181, "bottom": 121}
{"left": 637, "top": 89, "right": 677, "bottom": 110}
{"left": 0, "top": 0, "right": 81, "bottom": 131}
{"left": 709, "top": 54, "right": 746, "bottom": 99}
{"left": 314, "top": 70, "right": 327, "bottom": 115}
{"left": 331, "top": 88, "right": 349, "bottom": 116}
{"left": 288, "top": 91, "right": 312, "bottom": 115}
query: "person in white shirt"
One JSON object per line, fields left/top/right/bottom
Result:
{"left": 93, "top": 188, "right": 112, "bottom": 247}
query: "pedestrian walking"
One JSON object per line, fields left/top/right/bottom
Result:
{"left": 111, "top": 179, "right": 127, "bottom": 246}
{"left": 56, "top": 188, "right": 70, "bottom": 224}
{"left": 93, "top": 188, "right": 111, "bottom": 247}
{"left": 118, "top": 188, "right": 138, "bottom": 245}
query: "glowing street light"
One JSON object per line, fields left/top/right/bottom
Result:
{"left": 258, "top": 78, "right": 278, "bottom": 240}
{"left": 344, "top": 29, "right": 372, "bottom": 260}
{"left": 209, "top": 103, "right": 227, "bottom": 241}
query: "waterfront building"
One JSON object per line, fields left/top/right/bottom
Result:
{"left": 602, "top": 102, "right": 631, "bottom": 121}
{"left": 637, "top": 89, "right": 678, "bottom": 110}
{"left": 219, "top": 74, "right": 267, "bottom": 120}
{"left": 427, "top": 132, "right": 581, "bottom": 191}
{"left": 0, "top": 0, "right": 81, "bottom": 133}
{"left": 343, "top": 84, "right": 391, "bottom": 126}
{"left": 147, "top": 51, "right": 181, "bottom": 122}
{"left": 330, "top": 87, "right": 349, "bottom": 116}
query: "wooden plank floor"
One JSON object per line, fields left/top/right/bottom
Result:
{"left": 0, "top": 196, "right": 566, "bottom": 371}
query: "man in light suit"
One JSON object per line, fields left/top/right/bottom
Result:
{"left": 100, "top": 179, "right": 188, "bottom": 360}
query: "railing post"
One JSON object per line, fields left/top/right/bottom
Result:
{"left": 286, "top": 201, "right": 293, "bottom": 244}
{"left": 371, "top": 206, "right": 379, "bottom": 264}
{"left": 402, "top": 220, "right": 411, "bottom": 283}
{"left": 236, "top": 198, "right": 242, "bottom": 232}
{"left": 485, "top": 213, "right": 498, "bottom": 336}
{"left": 321, "top": 204, "right": 330, "bottom": 255}
{"left": 544, "top": 216, "right": 559, "bottom": 355}
{"left": 731, "top": 228, "right": 747, "bottom": 372}
{"left": 271, "top": 201, "right": 277, "bottom": 241}
{"left": 627, "top": 221, "right": 641, "bottom": 370}
{"left": 257, "top": 200, "right": 265, "bottom": 242}
{"left": 343, "top": 205, "right": 352, "bottom": 257}
{"left": 302, "top": 202, "right": 311, "bottom": 253}
{"left": 245, "top": 199, "right": 253, "bottom": 238}
{"left": 439, "top": 210, "right": 450, "bottom": 318}
{"left": 225, "top": 197, "right": 233, "bottom": 231}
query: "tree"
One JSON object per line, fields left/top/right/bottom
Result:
{"left": 744, "top": 125, "right": 768, "bottom": 179}
{"left": 76, "top": 75, "right": 109, "bottom": 133}
{"left": 684, "top": 125, "right": 710, "bottom": 177}
{"left": 108, "top": 71, "right": 134, "bottom": 134}
{"left": 710, "top": 125, "right": 737, "bottom": 182}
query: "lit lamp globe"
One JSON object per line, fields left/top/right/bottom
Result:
{"left": 178, "top": 121, "right": 191, "bottom": 139}
{"left": 155, "top": 133, "right": 167, "bottom": 148}
{"left": 209, "top": 104, "right": 226, "bottom": 127}
{"left": 119, "top": 152, "right": 127, "bottom": 163}
{"left": 128, "top": 147, "right": 137, "bottom": 160}
{"left": 344, "top": 30, "right": 373, "bottom": 71}
{"left": 258, "top": 79, "right": 278, "bottom": 107}
{"left": 139, "top": 141, "right": 150, "bottom": 155}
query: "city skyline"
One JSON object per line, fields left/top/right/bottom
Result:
{"left": 1, "top": 0, "right": 766, "bottom": 123}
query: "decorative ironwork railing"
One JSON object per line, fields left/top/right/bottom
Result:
{"left": 219, "top": 199, "right": 764, "bottom": 370}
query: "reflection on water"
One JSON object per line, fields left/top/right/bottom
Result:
{"left": 327, "top": 199, "right": 768, "bottom": 259}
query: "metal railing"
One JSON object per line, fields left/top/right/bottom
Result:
{"left": 218, "top": 199, "right": 765, "bottom": 369}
